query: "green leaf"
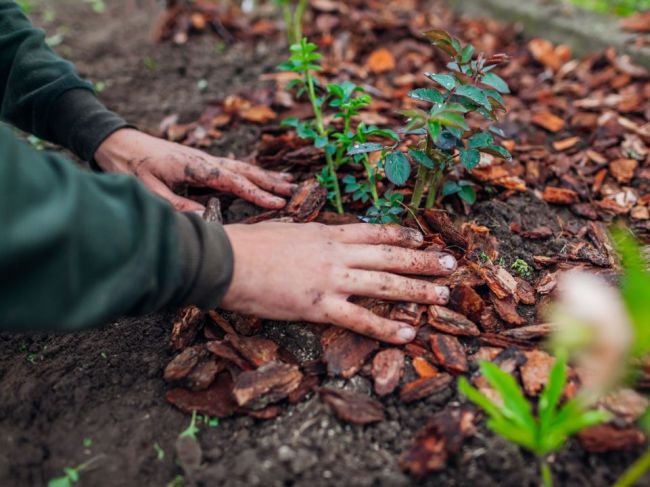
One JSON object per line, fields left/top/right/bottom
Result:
{"left": 427, "top": 120, "right": 442, "bottom": 141}
{"left": 481, "top": 72, "right": 510, "bottom": 94}
{"left": 455, "top": 85, "right": 491, "bottom": 110}
{"left": 436, "top": 111, "right": 469, "bottom": 131}
{"left": 538, "top": 351, "right": 567, "bottom": 432}
{"left": 408, "top": 88, "right": 444, "bottom": 104}
{"left": 435, "top": 131, "right": 458, "bottom": 150}
{"left": 347, "top": 142, "right": 385, "bottom": 155}
{"left": 314, "top": 136, "right": 328, "bottom": 149}
{"left": 460, "top": 148, "right": 481, "bottom": 171}
{"left": 409, "top": 149, "right": 435, "bottom": 169}
{"left": 383, "top": 152, "right": 411, "bottom": 186}
{"left": 63, "top": 469, "right": 79, "bottom": 482}
{"left": 47, "top": 477, "right": 72, "bottom": 487}
{"left": 458, "top": 184, "right": 476, "bottom": 204}
{"left": 484, "top": 89, "right": 506, "bottom": 109}
{"left": 458, "top": 377, "right": 504, "bottom": 420}
{"left": 479, "top": 361, "right": 536, "bottom": 431}
{"left": 461, "top": 45, "right": 475, "bottom": 63}
{"left": 468, "top": 132, "right": 494, "bottom": 149}
{"left": 443, "top": 181, "right": 460, "bottom": 196}
{"left": 482, "top": 145, "right": 512, "bottom": 160}
{"left": 426, "top": 73, "right": 456, "bottom": 91}
{"left": 422, "top": 29, "right": 452, "bottom": 44}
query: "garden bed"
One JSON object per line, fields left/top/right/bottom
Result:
{"left": 0, "top": 1, "right": 648, "bottom": 486}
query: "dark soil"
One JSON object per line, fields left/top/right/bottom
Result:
{"left": 0, "top": 2, "right": 644, "bottom": 486}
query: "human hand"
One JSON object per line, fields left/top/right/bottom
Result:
{"left": 94, "top": 128, "right": 296, "bottom": 212}
{"left": 221, "top": 222, "right": 457, "bottom": 344}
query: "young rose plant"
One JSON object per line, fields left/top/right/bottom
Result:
{"left": 279, "top": 38, "right": 399, "bottom": 216}
{"left": 350, "top": 29, "right": 512, "bottom": 211}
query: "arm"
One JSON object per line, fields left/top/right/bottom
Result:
{"left": 0, "top": 125, "right": 232, "bottom": 331}
{"left": 0, "top": 0, "right": 127, "bottom": 161}
{"left": 0, "top": 0, "right": 295, "bottom": 211}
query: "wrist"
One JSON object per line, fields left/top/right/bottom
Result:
{"left": 94, "top": 128, "right": 142, "bottom": 172}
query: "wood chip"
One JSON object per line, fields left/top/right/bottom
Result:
{"left": 427, "top": 305, "right": 480, "bottom": 336}
{"left": 322, "top": 329, "right": 379, "bottom": 378}
{"left": 366, "top": 48, "right": 396, "bottom": 73}
{"left": 531, "top": 111, "right": 565, "bottom": 132}
{"left": 170, "top": 306, "right": 204, "bottom": 350}
{"left": 320, "top": 387, "right": 385, "bottom": 424}
{"left": 240, "top": 105, "right": 277, "bottom": 123}
{"left": 501, "top": 323, "right": 555, "bottom": 340}
{"left": 285, "top": 179, "right": 328, "bottom": 222}
{"left": 422, "top": 209, "right": 468, "bottom": 249}
{"left": 412, "top": 357, "right": 439, "bottom": 378}
{"left": 186, "top": 358, "right": 224, "bottom": 391}
{"left": 224, "top": 334, "right": 279, "bottom": 367}
{"left": 520, "top": 350, "right": 556, "bottom": 396}
{"left": 609, "top": 158, "right": 638, "bottom": 183}
{"left": 552, "top": 136, "right": 580, "bottom": 151}
{"left": 542, "top": 186, "right": 579, "bottom": 204}
{"left": 450, "top": 285, "right": 486, "bottom": 324}
{"left": 232, "top": 361, "right": 302, "bottom": 408}
{"left": 164, "top": 345, "right": 206, "bottom": 382}
{"left": 578, "top": 424, "right": 646, "bottom": 453}
{"left": 206, "top": 340, "right": 253, "bottom": 371}
{"left": 400, "top": 407, "right": 475, "bottom": 476}
{"left": 371, "top": 348, "right": 405, "bottom": 396}
{"left": 166, "top": 373, "right": 239, "bottom": 418}
{"left": 399, "top": 374, "right": 453, "bottom": 403}
{"left": 430, "top": 334, "right": 468, "bottom": 374}
{"left": 490, "top": 294, "right": 527, "bottom": 326}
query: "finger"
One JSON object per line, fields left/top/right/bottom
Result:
{"left": 337, "top": 270, "right": 450, "bottom": 304}
{"left": 219, "top": 157, "right": 295, "bottom": 184}
{"left": 344, "top": 245, "right": 456, "bottom": 276}
{"left": 206, "top": 170, "right": 287, "bottom": 209}
{"left": 142, "top": 175, "right": 205, "bottom": 212}
{"left": 324, "top": 299, "right": 417, "bottom": 344}
{"left": 328, "top": 223, "right": 424, "bottom": 249}
{"left": 227, "top": 161, "right": 297, "bottom": 196}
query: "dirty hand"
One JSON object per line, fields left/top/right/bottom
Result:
{"left": 221, "top": 222, "right": 457, "bottom": 344}
{"left": 94, "top": 128, "right": 296, "bottom": 212}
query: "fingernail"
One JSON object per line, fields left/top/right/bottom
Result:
{"left": 398, "top": 326, "right": 416, "bottom": 342}
{"left": 440, "top": 254, "right": 457, "bottom": 271}
{"left": 436, "top": 286, "right": 450, "bottom": 303}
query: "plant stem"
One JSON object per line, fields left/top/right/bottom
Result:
{"left": 362, "top": 154, "right": 379, "bottom": 205}
{"left": 540, "top": 458, "right": 553, "bottom": 487}
{"left": 282, "top": 4, "right": 294, "bottom": 44}
{"left": 292, "top": 0, "right": 308, "bottom": 45}
{"left": 410, "top": 164, "right": 429, "bottom": 210}
{"left": 305, "top": 69, "right": 343, "bottom": 213}
{"left": 614, "top": 447, "right": 650, "bottom": 487}
{"left": 425, "top": 168, "right": 442, "bottom": 208}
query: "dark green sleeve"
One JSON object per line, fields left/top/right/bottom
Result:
{"left": 0, "top": 0, "right": 128, "bottom": 161}
{"left": 0, "top": 125, "right": 234, "bottom": 332}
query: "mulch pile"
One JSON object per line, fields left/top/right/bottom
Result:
{"left": 157, "top": 0, "right": 649, "bottom": 477}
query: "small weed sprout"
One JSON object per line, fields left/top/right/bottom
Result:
{"left": 459, "top": 350, "right": 610, "bottom": 487}
{"left": 279, "top": 39, "right": 399, "bottom": 216}
{"left": 358, "top": 29, "right": 511, "bottom": 211}
{"left": 82, "top": 438, "right": 92, "bottom": 448}
{"left": 511, "top": 258, "right": 532, "bottom": 278}
{"left": 179, "top": 410, "right": 200, "bottom": 440}
{"left": 274, "top": 0, "right": 309, "bottom": 45}
{"left": 47, "top": 456, "right": 104, "bottom": 487}
{"left": 153, "top": 442, "right": 165, "bottom": 461}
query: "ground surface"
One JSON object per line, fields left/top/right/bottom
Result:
{"left": 0, "top": 1, "right": 646, "bottom": 486}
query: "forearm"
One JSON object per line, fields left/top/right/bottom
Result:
{"left": 0, "top": 126, "right": 233, "bottom": 332}
{"left": 0, "top": 0, "right": 127, "bottom": 161}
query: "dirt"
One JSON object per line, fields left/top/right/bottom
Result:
{"left": 0, "top": 2, "right": 644, "bottom": 486}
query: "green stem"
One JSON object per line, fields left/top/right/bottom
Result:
{"left": 410, "top": 164, "right": 429, "bottom": 210}
{"left": 425, "top": 167, "right": 444, "bottom": 208}
{"left": 292, "top": 0, "right": 308, "bottom": 44}
{"left": 304, "top": 71, "right": 342, "bottom": 212}
{"left": 540, "top": 458, "right": 553, "bottom": 487}
{"left": 362, "top": 154, "right": 379, "bottom": 205}
{"left": 282, "top": 4, "right": 294, "bottom": 44}
{"left": 615, "top": 448, "right": 650, "bottom": 487}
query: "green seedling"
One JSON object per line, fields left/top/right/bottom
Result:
{"left": 82, "top": 438, "right": 92, "bottom": 448}
{"left": 179, "top": 410, "right": 200, "bottom": 440}
{"left": 47, "top": 456, "right": 104, "bottom": 487}
{"left": 459, "top": 350, "right": 609, "bottom": 487}
{"left": 153, "top": 442, "right": 165, "bottom": 460}
{"left": 83, "top": 0, "right": 106, "bottom": 14}
{"left": 279, "top": 39, "right": 398, "bottom": 215}
{"left": 353, "top": 29, "right": 511, "bottom": 211}
{"left": 511, "top": 258, "right": 532, "bottom": 278}
{"left": 197, "top": 415, "right": 220, "bottom": 427}
{"left": 274, "top": 0, "right": 309, "bottom": 45}
{"left": 166, "top": 475, "right": 184, "bottom": 487}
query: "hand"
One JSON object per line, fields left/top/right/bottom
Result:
{"left": 221, "top": 222, "right": 457, "bottom": 344}
{"left": 94, "top": 128, "right": 296, "bottom": 212}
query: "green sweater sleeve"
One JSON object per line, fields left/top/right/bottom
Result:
{"left": 0, "top": 125, "right": 234, "bottom": 332}
{"left": 0, "top": 0, "right": 128, "bottom": 161}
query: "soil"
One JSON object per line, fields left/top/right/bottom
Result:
{"left": 0, "top": 2, "right": 645, "bottom": 486}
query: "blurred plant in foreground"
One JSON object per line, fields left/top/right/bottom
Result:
{"left": 551, "top": 227, "right": 650, "bottom": 487}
